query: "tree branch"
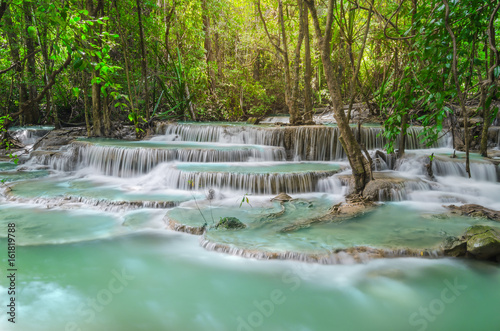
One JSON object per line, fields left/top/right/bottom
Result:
{"left": 256, "top": 0, "right": 284, "bottom": 55}
{"left": 0, "top": 50, "right": 40, "bottom": 76}
{"left": 9, "top": 53, "right": 72, "bottom": 121}
{"left": 487, "top": 1, "right": 500, "bottom": 84}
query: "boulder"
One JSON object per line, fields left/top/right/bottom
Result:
{"left": 443, "top": 225, "right": 500, "bottom": 261}
{"left": 465, "top": 225, "right": 500, "bottom": 260}
{"left": 442, "top": 236, "right": 467, "bottom": 257}
{"left": 362, "top": 179, "right": 400, "bottom": 201}
{"left": 215, "top": 217, "right": 246, "bottom": 230}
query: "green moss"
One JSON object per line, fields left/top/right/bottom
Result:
{"left": 215, "top": 217, "right": 246, "bottom": 230}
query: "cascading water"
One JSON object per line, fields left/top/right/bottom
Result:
{"left": 8, "top": 126, "right": 54, "bottom": 146}
{"left": 28, "top": 140, "right": 286, "bottom": 176}
{"left": 156, "top": 123, "right": 451, "bottom": 161}
{"left": 1, "top": 121, "right": 499, "bottom": 331}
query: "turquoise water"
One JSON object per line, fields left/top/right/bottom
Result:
{"left": 175, "top": 162, "right": 342, "bottom": 174}
{"left": 0, "top": 230, "right": 499, "bottom": 331}
{"left": 9, "top": 176, "right": 203, "bottom": 205}
{"left": 170, "top": 201, "right": 500, "bottom": 253}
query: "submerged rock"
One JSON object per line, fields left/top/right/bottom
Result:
{"left": 445, "top": 204, "right": 500, "bottom": 222}
{"left": 280, "top": 195, "right": 377, "bottom": 233}
{"left": 443, "top": 225, "right": 500, "bottom": 261}
{"left": 215, "top": 217, "right": 246, "bottom": 230}
{"left": 270, "top": 192, "right": 293, "bottom": 202}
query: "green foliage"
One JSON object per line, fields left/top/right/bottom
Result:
{"left": 0, "top": 0, "right": 498, "bottom": 131}
{"left": 379, "top": 0, "right": 497, "bottom": 152}
{"left": 0, "top": 116, "right": 19, "bottom": 165}
{"left": 155, "top": 49, "right": 192, "bottom": 120}
{"left": 239, "top": 193, "right": 251, "bottom": 208}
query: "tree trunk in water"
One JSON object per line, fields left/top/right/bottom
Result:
{"left": 479, "top": 86, "right": 493, "bottom": 157}
{"left": 306, "top": 0, "right": 371, "bottom": 194}
{"left": 86, "top": 0, "right": 103, "bottom": 136}
{"left": 278, "top": 0, "right": 293, "bottom": 122}
{"left": 480, "top": 2, "right": 500, "bottom": 156}
{"left": 84, "top": 80, "right": 91, "bottom": 137}
{"left": 398, "top": 112, "right": 408, "bottom": 157}
{"left": 443, "top": 0, "right": 470, "bottom": 177}
{"left": 185, "top": 83, "right": 197, "bottom": 121}
{"left": 113, "top": 0, "right": 136, "bottom": 135}
{"left": 91, "top": 75, "right": 102, "bottom": 136}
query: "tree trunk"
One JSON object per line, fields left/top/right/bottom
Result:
{"left": 202, "top": 0, "right": 215, "bottom": 92}
{"left": 84, "top": 77, "right": 91, "bottom": 137}
{"left": 288, "top": 0, "right": 305, "bottom": 124}
{"left": 443, "top": 0, "right": 470, "bottom": 177}
{"left": 23, "top": 1, "right": 39, "bottom": 124}
{"left": 102, "top": 92, "right": 111, "bottom": 136}
{"left": 136, "top": 0, "right": 150, "bottom": 121}
{"left": 346, "top": 2, "right": 372, "bottom": 123}
{"left": 4, "top": 9, "right": 28, "bottom": 126}
{"left": 86, "top": 0, "right": 103, "bottom": 136}
{"left": 398, "top": 112, "right": 408, "bottom": 157}
{"left": 113, "top": 0, "right": 136, "bottom": 133}
{"left": 480, "top": 2, "right": 500, "bottom": 156}
{"left": 303, "top": 3, "right": 313, "bottom": 123}
{"left": 305, "top": 0, "right": 371, "bottom": 194}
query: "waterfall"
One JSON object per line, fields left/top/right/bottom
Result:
{"left": 432, "top": 159, "right": 498, "bottom": 181}
{"left": 9, "top": 126, "right": 53, "bottom": 146}
{"left": 148, "top": 164, "right": 340, "bottom": 194}
{"left": 27, "top": 141, "right": 286, "bottom": 177}
{"left": 155, "top": 122, "right": 285, "bottom": 146}
{"left": 199, "top": 237, "right": 443, "bottom": 264}
{"left": 156, "top": 123, "right": 451, "bottom": 161}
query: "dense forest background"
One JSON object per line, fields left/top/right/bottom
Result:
{"left": 0, "top": 0, "right": 499, "bottom": 155}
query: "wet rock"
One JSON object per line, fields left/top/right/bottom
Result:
{"left": 280, "top": 195, "right": 377, "bottom": 233}
{"left": 465, "top": 225, "right": 500, "bottom": 260}
{"left": 445, "top": 204, "right": 500, "bottom": 222}
{"left": 167, "top": 219, "right": 206, "bottom": 235}
{"left": 215, "top": 217, "right": 246, "bottom": 230}
{"left": 362, "top": 179, "right": 403, "bottom": 201}
{"left": 442, "top": 225, "right": 500, "bottom": 261}
{"left": 270, "top": 192, "right": 293, "bottom": 202}
{"left": 443, "top": 236, "right": 467, "bottom": 257}
{"left": 32, "top": 127, "right": 86, "bottom": 151}
{"left": 246, "top": 117, "right": 260, "bottom": 125}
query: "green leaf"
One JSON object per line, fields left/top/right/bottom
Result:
{"left": 27, "top": 26, "right": 37, "bottom": 38}
{"left": 72, "top": 87, "right": 80, "bottom": 98}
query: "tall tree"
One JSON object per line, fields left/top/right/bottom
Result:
{"left": 305, "top": 0, "right": 371, "bottom": 193}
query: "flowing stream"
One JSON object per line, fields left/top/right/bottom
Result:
{"left": 1, "top": 122, "right": 499, "bottom": 331}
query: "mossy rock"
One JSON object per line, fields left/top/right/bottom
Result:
{"left": 246, "top": 117, "right": 260, "bottom": 125}
{"left": 443, "top": 236, "right": 467, "bottom": 257}
{"left": 465, "top": 226, "right": 500, "bottom": 260}
{"left": 215, "top": 217, "right": 246, "bottom": 230}
{"left": 464, "top": 225, "right": 494, "bottom": 238}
